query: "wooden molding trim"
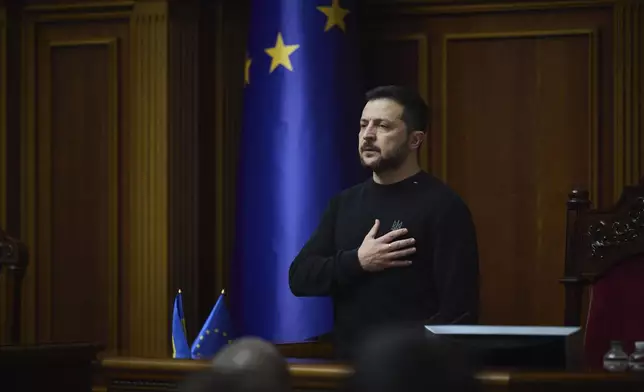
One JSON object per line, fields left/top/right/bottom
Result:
{"left": 22, "top": 1, "right": 133, "bottom": 23}
{"left": 24, "top": 1, "right": 134, "bottom": 13}
{"left": 441, "top": 29, "right": 600, "bottom": 204}
{"left": 127, "top": 0, "right": 169, "bottom": 357}
{"left": 613, "top": 0, "right": 643, "bottom": 201}
{"left": 368, "top": 0, "right": 617, "bottom": 15}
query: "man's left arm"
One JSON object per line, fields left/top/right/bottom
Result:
{"left": 431, "top": 197, "right": 480, "bottom": 324}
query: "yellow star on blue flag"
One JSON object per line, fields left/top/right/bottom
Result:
{"left": 233, "top": 0, "right": 363, "bottom": 343}
{"left": 265, "top": 33, "right": 300, "bottom": 73}
{"left": 317, "top": 0, "right": 350, "bottom": 32}
{"left": 190, "top": 290, "right": 236, "bottom": 359}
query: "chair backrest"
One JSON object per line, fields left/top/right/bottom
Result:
{"left": 561, "top": 177, "right": 644, "bottom": 369}
{"left": 0, "top": 228, "right": 28, "bottom": 344}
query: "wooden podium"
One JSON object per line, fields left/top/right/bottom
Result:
{"left": 3, "top": 341, "right": 643, "bottom": 392}
{"left": 94, "top": 356, "right": 644, "bottom": 392}
{"left": 92, "top": 342, "right": 644, "bottom": 392}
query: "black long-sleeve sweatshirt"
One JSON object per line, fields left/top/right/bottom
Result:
{"left": 288, "top": 170, "right": 480, "bottom": 358}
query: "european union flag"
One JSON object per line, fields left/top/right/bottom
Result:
{"left": 171, "top": 290, "right": 191, "bottom": 359}
{"left": 191, "top": 291, "right": 236, "bottom": 359}
{"left": 233, "top": 0, "right": 363, "bottom": 343}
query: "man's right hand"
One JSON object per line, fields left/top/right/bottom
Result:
{"left": 357, "top": 219, "right": 416, "bottom": 272}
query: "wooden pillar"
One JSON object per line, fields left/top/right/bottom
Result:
{"left": 126, "top": 0, "right": 170, "bottom": 357}
{"left": 613, "top": 0, "right": 644, "bottom": 200}
{"left": 126, "top": 0, "right": 200, "bottom": 357}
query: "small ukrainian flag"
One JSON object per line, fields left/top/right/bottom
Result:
{"left": 171, "top": 289, "right": 191, "bottom": 359}
{"left": 191, "top": 290, "right": 236, "bottom": 359}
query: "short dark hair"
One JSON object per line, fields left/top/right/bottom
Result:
{"left": 347, "top": 325, "right": 480, "bottom": 392}
{"left": 365, "top": 85, "right": 429, "bottom": 132}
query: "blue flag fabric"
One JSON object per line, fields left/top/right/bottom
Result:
{"left": 171, "top": 290, "right": 191, "bottom": 359}
{"left": 234, "top": 0, "right": 363, "bottom": 343}
{"left": 191, "top": 292, "right": 236, "bottom": 359}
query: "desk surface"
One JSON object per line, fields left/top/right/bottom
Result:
{"left": 97, "top": 356, "right": 644, "bottom": 392}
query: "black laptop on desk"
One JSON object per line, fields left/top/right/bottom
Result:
{"left": 425, "top": 325, "right": 582, "bottom": 370}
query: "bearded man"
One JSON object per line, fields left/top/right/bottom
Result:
{"left": 288, "top": 85, "right": 480, "bottom": 359}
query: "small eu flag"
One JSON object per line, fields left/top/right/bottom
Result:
{"left": 233, "top": 0, "right": 363, "bottom": 343}
{"left": 171, "top": 290, "right": 191, "bottom": 359}
{"left": 190, "top": 290, "right": 236, "bottom": 359}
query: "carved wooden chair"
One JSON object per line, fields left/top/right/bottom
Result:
{"left": 561, "top": 177, "right": 644, "bottom": 369}
{"left": 0, "top": 228, "right": 28, "bottom": 344}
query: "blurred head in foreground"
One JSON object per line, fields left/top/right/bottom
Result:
{"left": 179, "top": 337, "right": 291, "bottom": 392}
{"left": 346, "top": 324, "right": 480, "bottom": 392}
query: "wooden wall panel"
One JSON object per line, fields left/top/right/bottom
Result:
{"left": 125, "top": 1, "right": 171, "bottom": 357}
{"left": 361, "top": 35, "right": 430, "bottom": 169}
{"left": 3, "top": 0, "right": 640, "bottom": 356}
{"left": 0, "top": 3, "right": 23, "bottom": 346}
{"left": 362, "top": 37, "right": 423, "bottom": 92}
{"left": 15, "top": 0, "right": 202, "bottom": 358}
{"left": 444, "top": 32, "right": 596, "bottom": 325}
{"left": 0, "top": 3, "right": 21, "bottom": 239}
{"left": 0, "top": 2, "right": 20, "bottom": 234}
{"left": 21, "top": 8, "right": 130, "bottom": 351}
{"left": 0, "top": 7, "right": 6, "bottom": 229}
{"left": 613, "top": 0, "right": 643, "bottom": 199}
{"left": 45, "top": 42, "right": 118, "bottom": 344}
{"left": 361, "top": 1, "right": 617, "bottom": 326}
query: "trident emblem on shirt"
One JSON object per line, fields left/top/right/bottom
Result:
{"left": 391, "top": 220, "right": 403, "bottom": 231}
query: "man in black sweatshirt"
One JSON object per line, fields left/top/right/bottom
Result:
{"left": 288, "top": 85, "right": 480, "bottom": 359}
